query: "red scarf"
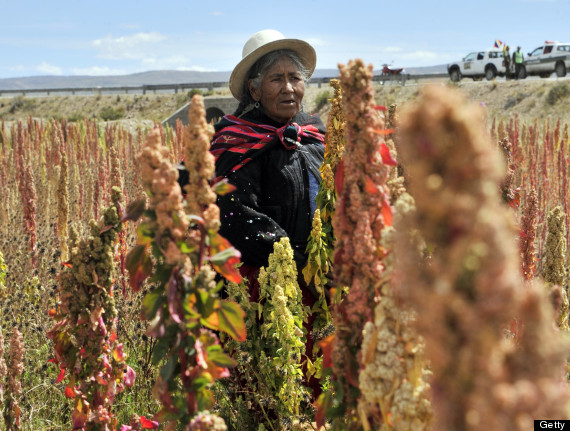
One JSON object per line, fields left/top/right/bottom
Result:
{"left": 210, "top": 114, "right": 325, "bottom": 179}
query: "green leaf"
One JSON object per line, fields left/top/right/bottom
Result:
{"left": 136, "top": 222, "right": 153, "bottom": 246}
{"left": 211, "top": 178, "right": 236, "bottom": 196}
{"left": 218, "top": 301, "right": 246, "bottom": 342}
{"left": 160, "top": 355, "right": 178, "bottom": 382}
{"left": 178, "top": 241, "right": 195, "bottom": 254}
{"left": 197, "top": 388, "right": 214, "bottom": 411}
{"left": 191, "top": 374, "right": 214, "bottom": 392}
{"left": 207, "top": 346, "right": 237, "bottom": 368}
{"left": 142, "top": 288, "right": 164, "bottom": 320}
{"left": 152, "top": 337, "right": 170, "bottom": 365}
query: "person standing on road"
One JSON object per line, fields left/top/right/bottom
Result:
{"left": 513, "top": 46, "right": 525, "bottom": 79}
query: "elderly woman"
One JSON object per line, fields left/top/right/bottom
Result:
{"left": 209, "top": 29, "right": 326, "bottom": 296}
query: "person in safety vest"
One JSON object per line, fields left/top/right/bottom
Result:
{"left": 513, "top": 46, "right": 525, "bottom": 79}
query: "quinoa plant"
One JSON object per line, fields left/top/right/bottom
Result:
{"left": 47, "top": 188, "right": 143, "bottom": 430}
{"left": 218, "top": 238, "right": 312, "bottom": 430}
{"left": 397, "top": 84, "right": 570, "bottom": 430}
{"left": 317, "top": 60, "right": 397, "bottom": 428}
{"left": 3, "top": 328, "right": 24, "bottom": 430}
{"left": 127, "top": 95, "right": 245, "bottom": 429}
{"left": 357, "top": 192, "right": 432, "bottom": 430}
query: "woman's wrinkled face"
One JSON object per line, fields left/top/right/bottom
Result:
{"left": 249, "top": 57, "right": 305, "bottom": 124}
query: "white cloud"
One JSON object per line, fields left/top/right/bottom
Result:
{"left": 71, "top": 66, "right": 128, "bottom": 76}
{"left": 93, "top": 32, "right": 168, "bottom": 60}
{"left": 210, "top": 11, "right": 223, "bottom": 16}
{"left": 36, "top": 61, "right": 62, "bottom": 75}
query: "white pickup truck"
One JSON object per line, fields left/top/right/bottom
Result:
{"left": 447, "top": 48, "right": 507, "bottom": 82}
{"left": 522, "top": 41, "right": 570, "bottom": 78}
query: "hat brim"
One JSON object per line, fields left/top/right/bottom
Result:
{"left": 229, "top": 38, "right": 316, "bottom": 101}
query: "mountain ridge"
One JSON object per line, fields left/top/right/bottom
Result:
{"left": 0, "top": 65, "right": 447, "bottom": 90}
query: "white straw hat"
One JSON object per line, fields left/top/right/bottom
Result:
{"left": 229, "top": 29, "right": 316, "bottom": 100}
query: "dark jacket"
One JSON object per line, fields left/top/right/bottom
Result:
{"left": 213, "top": 109, "right": 326, "bottom": 269}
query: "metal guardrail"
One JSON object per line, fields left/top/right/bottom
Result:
{"left": 0, "top": 73, "right": 449, "bottom": 98}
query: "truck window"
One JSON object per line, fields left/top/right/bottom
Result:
{"left": 464, "top": 52, "right": 476, "bottom": 61}
{"left": 558, "top": 45, "right": 570, "bottom": 52}
{"left": 530, "top": 46, "right": 544, "bottom": 56}
{"left": 477, "top": 52, "right": 484, "bottom": 60}
{"left": 544, "top": 46, "right": 553, "bottom": 54}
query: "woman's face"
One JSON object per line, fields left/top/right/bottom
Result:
{"left": 249, "top": 57, "right": 305, "bottom": 124}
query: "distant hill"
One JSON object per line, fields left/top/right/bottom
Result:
{"left": 0, "top": 66, "right": 447, "bottom": 91}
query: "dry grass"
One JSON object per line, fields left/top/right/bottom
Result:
{"left": 1, "top": 78, "right": 569, "bottom": 127}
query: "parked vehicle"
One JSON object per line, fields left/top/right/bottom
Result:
{"left": 447, "top": 48, "right": 507, "bottom": 82}
{"left": 522, "top": 41, "right": 570, "bottom": 78}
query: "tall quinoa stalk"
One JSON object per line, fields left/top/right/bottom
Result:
{"left": 48, "top": 188, "right": 140, "bottom": 430}
{"left": 128, "top": 95, "right": 245, "bottom": 428}
{"left": 396, "top": 85, "right": 570, "bottom": 430}
{"left": 4, "top": 328, "right": 24, "bottom": 431}
{"left": 542, "top": 206, "right": 568, "bottom": 330}
{"left": 520, "top": 190, "right": 538, "bottom": 280}
{"left": 57, "top": 152, "right": 70, "bottom": 262}
{"left": 303, "top": 78, "right": 345, "bottom": 319}
{"left": 318, "top": 59, "right": 395, "bottom": 425}
{"left": 0, "top": 326, "right": 6, "bottom": 409}
{"left": 543, "top": 206, "right": 567, "bottom": 286}
{"left": 258, "top": 238, "right": 310, "bottom": 418}
{"left": 357, "top": 192, "right": 432, "bottom": 431}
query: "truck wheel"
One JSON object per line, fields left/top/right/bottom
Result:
{"left": 555, "top": 62, "right": 567, "bottom": 77}
{"left": 485, "top": 66, "right": 497, "bottom": 81}
{"left": 449, "top": 68, "right": 461, "bottom": 82}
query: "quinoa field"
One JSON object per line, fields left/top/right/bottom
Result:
{"left": 1, "top": 64, "right": 570, "bottom": 430}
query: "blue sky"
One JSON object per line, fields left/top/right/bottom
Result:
{"left": 1, "top": 0, "right": 569, "bottom": 79}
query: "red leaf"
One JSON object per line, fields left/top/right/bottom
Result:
{"left": 61, "top": 261, "right": 72, "bottom": 268}
{"left": 374, "top": 105, "right": 387, "bottom": 111}
{"left": 314, "top": 393, "right": 330, "bottom": 429}
{"left": 318, "top": 334, "right": 335, "bottom": 369}
{"left": 140, "top": 416, "right": 159, "bottom": 429}
{"left": 126, "top": 244, "right": 152, "bottom": 292}
{"left": 99, "top": 224, "right": 114, "bottom": 234}
{"left": 55, "top": 367, "right": 65, "bottom": 383}
{"left": 209, "top": 232, "right": 242, "bottom": 283}
{"left": 364, "top": 175, "right": 377, "bottom": 194}
{"left": 124, "top": 366, "right": 136, "bottom": 387}
{"left": 372, "top": 128, "right": 395, "bottom": 135}
{"left": 64, "top": 386, "right": 76, "bottom": 398}
{"left": 122, "top": 198, "right": 146, "bottom": 223}
{"left": 380, "top": 143, "right": 398, "bottom": 166}
{"left": 167, "top": 273, "right": 182, "bottom": 324}
{"left": 382, "top": 198, "right": 393, "bottom": 227}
